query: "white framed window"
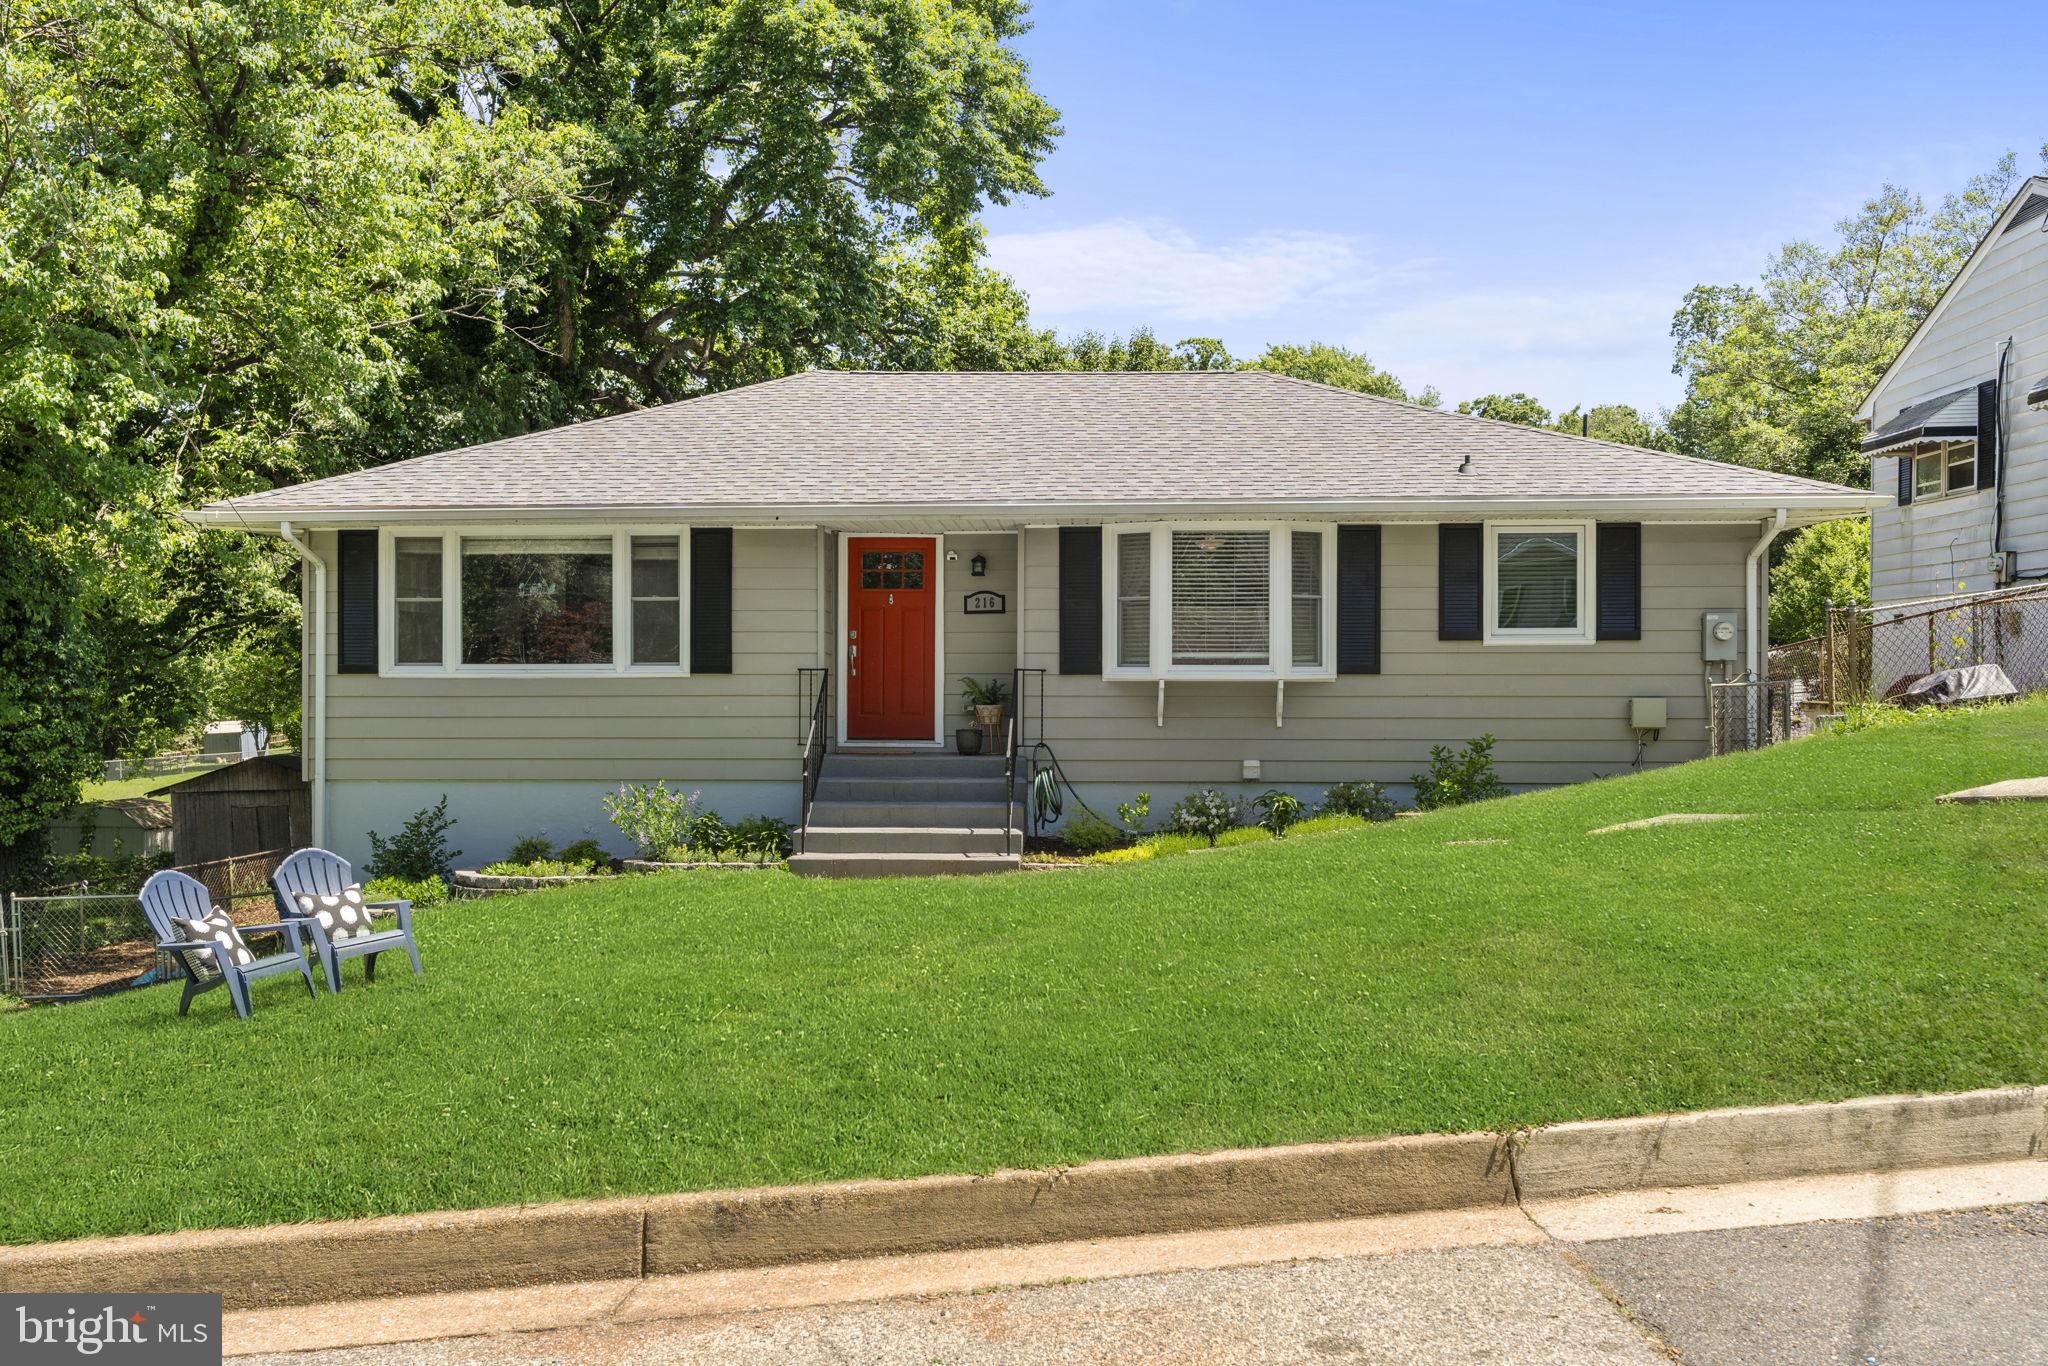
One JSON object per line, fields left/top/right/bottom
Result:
{"left": 1910, "top": 441, "right": 1978, "bottom": 501}
{"left": 378, "top": 527, "right": 690, "bottom": 676}
{"left": 391, "top": 536, "right": 445, "bottom": 666}
{"left": 1100, "top": 523, "right": 1335, "bottom": 680}
{"left": 1114, "top": 531, "right": 1151, "bottom": 670}
{"left": 1483, "top": 520, "right": 1595, "bottom": 645}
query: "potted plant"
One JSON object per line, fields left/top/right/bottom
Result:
{"left": 960, "top": 676, "right": 1010, "bottom": 741}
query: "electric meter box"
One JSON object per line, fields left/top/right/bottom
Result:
{"left": 1701, "top": 611, "right": 1740, "bottom": 662}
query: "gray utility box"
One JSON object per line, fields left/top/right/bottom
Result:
{"left": 1701, "top": 611, "right": 1740, "bottom": 662}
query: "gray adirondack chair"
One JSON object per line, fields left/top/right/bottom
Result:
{"left": 139, "top": 870, "right": 316, "bottom": 1019}
{"left": 270, "top": 848, "right": 422, "bottom": 992}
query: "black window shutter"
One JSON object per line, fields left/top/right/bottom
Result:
{"left": 1977, "top": 380, "right": 2000, "bottom": 490}
{"left": 1336, "top": 525, "right": 1381, "bottom": 674}
{"left": 336, "top": 530, "right": 378, "bottom": 673}
{"left": 1058, "top": 527, "right": 1102, "bottom": 675}
{"left": 1897, "top": 452, "right": 1914, "bottom": 505}
{"left": 690, "top": 527, "right": 733, "bottom": 673}
{"left": 1595, "top": 522, "right": 1642, "bottom": 641}
{"left": 1438, "top": 524, "right": 1482, "bottom": 641}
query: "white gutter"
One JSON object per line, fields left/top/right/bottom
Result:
{"left": 278, "top": 522, "right": 326, "bottom": 847}
{"left": 184, "top": 494, "right": 1886, "bottom": 529}
{"left": 1745, "top": 508, "right": 1788, "bottom": 682}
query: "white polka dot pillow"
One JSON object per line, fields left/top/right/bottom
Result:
{"left": 291, "top": 883, "right": 380, "bottom": 942}
{"left": 170, "top": 907, "right": 256, "bottom": 976}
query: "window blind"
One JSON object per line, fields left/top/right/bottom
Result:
{"left": 1171, "top": 530, "right": 1269, "bottom": 666}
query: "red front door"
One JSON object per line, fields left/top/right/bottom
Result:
{"left": 847, "top": 537, "right": 937, "bottom": 740}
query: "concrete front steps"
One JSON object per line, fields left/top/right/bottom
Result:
{"left": 791, "top": 751, "right": 1022, "bottom": 878}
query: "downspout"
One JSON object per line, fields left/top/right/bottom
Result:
{"left": 1993, "top": 338, "right": 2011, "bottom": 577}
{"left": 279, "top": 522, "right": 327, "bottom": 847}
{"left": 1745, "top": 508, "right": 1788, "bottom": 682}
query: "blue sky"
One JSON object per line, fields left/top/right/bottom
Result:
{"left": 980, "top": 1, "right": 2039, "bottom": 412}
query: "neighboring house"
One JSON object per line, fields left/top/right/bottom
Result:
{"left": 1861, "top": 175, "right": 2048, "bottom": 605}
{"left": 189, "top": 372, "right": 1875, "bottom": 874}
{"left": 46, "top": 797, "right": 174, "bottom": 859}
{"left": 201, "top": 720, "right": 267, "bottom": 762}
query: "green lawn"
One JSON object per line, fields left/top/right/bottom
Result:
{"left": 78, "top": 772, "right": 186, "bottom": 802}
{"left": 4, "top": 702, "right": 2047, "bottom": 1245}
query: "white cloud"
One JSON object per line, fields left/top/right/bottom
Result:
{"left": 1357, "top": 286, "right": 1684, "bottom": 410}
{"left": 982, "top": 215, "right": 1688, "bottom": 408}
{"left": 985, "top": 219, "right": 1419, "bottom": 323}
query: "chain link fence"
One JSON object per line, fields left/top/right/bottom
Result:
{"left": 1731, "top": 581, "right": 2048, "bottom": 757}
{"left": 1708, "top": 678, "right": 1799, "bottom": 755}
{"left": 2, "top": 848, "right": 287, "bottom": 1002}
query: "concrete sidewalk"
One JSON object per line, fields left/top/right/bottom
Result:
{"left": 232, "top": 1159, "right": 2048, "bottom": 1364}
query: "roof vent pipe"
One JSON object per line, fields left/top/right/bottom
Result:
{"left": 1457, "top": 453, "right": 1473, "bottom": 475}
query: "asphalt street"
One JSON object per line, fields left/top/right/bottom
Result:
{"left": 240, "top": 1201, "right": 2048, "bottom": 1365}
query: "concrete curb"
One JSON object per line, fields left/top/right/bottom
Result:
{"left": 3, "top": 1086, "right": 2041, "bottom": 1310}
{"left": 1515, "top": 1084, "right": 2047, "bottom": 1199}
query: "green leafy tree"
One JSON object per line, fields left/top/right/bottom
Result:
{"left": 1769, "top": 519, "right": 1870, "bottom": 642}
{"left": 1, "top": 0, "right": 583, "bottom": 831}
{"left": 1549, "top": 403, "right": 1672, "bottom": 449}
{"left": 1669, "top": 152, "right": 2038, "bottom": 487}
{"left": 1243, "top": 342, "right": 1436, "bottom": 405}
{"left": 0, "top": 536, "right": 102, "bottom": 890}
{"left": 1456, "top": 392, "right": 1553, "bottom": 426}
{"left": 436, "top": 0, "right": 1061, "bottom": 417}
{"left": 1055, "top": 327, "right": 1227, "bottom": 372}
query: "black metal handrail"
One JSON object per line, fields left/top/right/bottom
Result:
{"left": 797, "top": 667, "right": 829, "bottom": 853}
{"left": 1009, "top": 668, "right": 1046, "bottom": 853}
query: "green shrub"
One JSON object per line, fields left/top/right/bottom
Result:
{"left": 1321, "top": 780, "right": 1398, "bottom": 822}
{"left": 601, "top": 781, "right": 701, "bottom": 858}
{"left": 1168, "top": 789, "right": 1241, "bottom": 847}
{"left": 506, "top": 833, "right": 556, "bottom": 864}
{"left": 365, "top": 796, "right": 461, "bottom": 882}
{"left": 477, "top": 859, "right": 601, "bottom": 879}
{"left": 1116, "top": 792, "right": 1151, "bottom": 834}
{"left": 1060, "top": 813, "right": 1127, "bottom": 855}
{"left": 365, "top": 875, "right": 449, "bottom": 908}
{"left": 1831, "top": 700, "right": 1941, "bottom": 735}
{"left": 557, "top": 837, "right": 608, "bottom": 870}
{"left": 683, "top": 809, "right": 731, "bottom": 855}
{"left": 728, "top": 815, "right": 794, "bottom": 861}
{"left": 1251, "top": 789, "right": 1307, "bottom": 837}
{"left": 40, "top": 848, "right": 174, "bottom": 894}
{"left": 1411, "top": 736, "right": 1508, "bottom": 811}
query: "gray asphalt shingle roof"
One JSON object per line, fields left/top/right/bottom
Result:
{"left": 195, "top": 371, "right": 1871, "bottom": 521}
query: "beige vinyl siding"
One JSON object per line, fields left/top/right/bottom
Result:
{"left": 1021, "top": 522, "right": 1745, "bottom": 786}
{"left": 1870, "top": 205, "right": 2048, "bottom": 602}
{"left": 942, "top": 533, "right": 1019, "bottom": 725}
{"left": 312, "top": 527, "right": 817, "bottom": 783}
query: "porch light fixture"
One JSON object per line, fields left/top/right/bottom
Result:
{"left": 970, "top": 553, "right": 987, "bottom": 577}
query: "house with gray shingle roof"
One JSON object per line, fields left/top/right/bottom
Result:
{"left": 191, "top": 370, "right": 1877, "bottom": 875}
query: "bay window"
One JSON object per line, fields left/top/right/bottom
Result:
{"left": 379, "top": 528, "right": 689, "bottom": 674}
{"left": 1483, "top": 520, "right": 1595, "bottom": 644}
{"left": 1102, "top": 523, "right": 1334, "bottom": 679}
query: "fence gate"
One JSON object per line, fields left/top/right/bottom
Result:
{"left": 1709, "top": 679, "right": 1797, "bottom": 756}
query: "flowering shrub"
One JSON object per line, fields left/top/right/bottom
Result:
{"left": 601, "top": 781, "right": 702, "bottom": 858}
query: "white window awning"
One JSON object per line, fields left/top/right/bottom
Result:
{"left": 1861, "top": 385, "right": 1982, "bottom": 456}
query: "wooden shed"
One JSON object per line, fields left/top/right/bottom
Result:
{"left": 165, "top": 755, "right": 309, "bottom": 866}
